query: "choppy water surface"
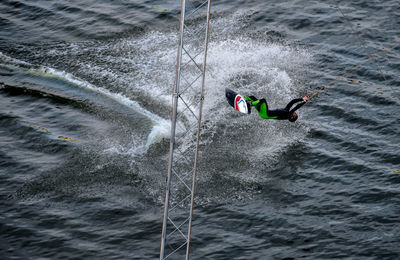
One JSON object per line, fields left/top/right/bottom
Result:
{"left": 1, "top": 0, "right": 399, "bottom": 259}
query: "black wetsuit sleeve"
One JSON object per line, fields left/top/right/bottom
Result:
{"left": 288, "top": 100, "right": 306, "bottom": 114}
{"left": 285, "top": 98, "right": 304, "bottom": 110}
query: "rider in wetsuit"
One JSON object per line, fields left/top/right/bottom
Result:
{"left": 244, "top": 95, "right": 309, "bottom": 122}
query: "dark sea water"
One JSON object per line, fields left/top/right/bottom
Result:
{"left": 1, "top": 0, "right": 400, "bottom": 259}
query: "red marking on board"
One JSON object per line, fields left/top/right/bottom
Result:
{"left": 234, "top": 95, "right": 241, "bottom": 111}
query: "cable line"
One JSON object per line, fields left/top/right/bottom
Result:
{"left": 306, "top": 39, "right": 400, "bottom": 101}
{"left": 331, "top": 0, "right": 400, "bottom": 101}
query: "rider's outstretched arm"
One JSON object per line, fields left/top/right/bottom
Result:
{"left": 289, "top": 101, "right": 306, "bottom": 114}
{"left": 285, "top": 98, "right": 304, "bottom": 110}
{"left": 288, "top": 96, "right": 308, "bottom": 114}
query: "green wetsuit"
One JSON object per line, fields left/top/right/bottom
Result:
{"left": 244, "top": 96, "right": 306, "bottom": 120}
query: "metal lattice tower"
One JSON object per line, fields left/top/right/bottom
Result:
{"left": 160, "top": 0, "right": 212, "bottom": 259}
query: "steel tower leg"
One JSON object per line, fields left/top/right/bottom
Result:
{"left": 160, "top": 0, "right": 212, "bottom": 259}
